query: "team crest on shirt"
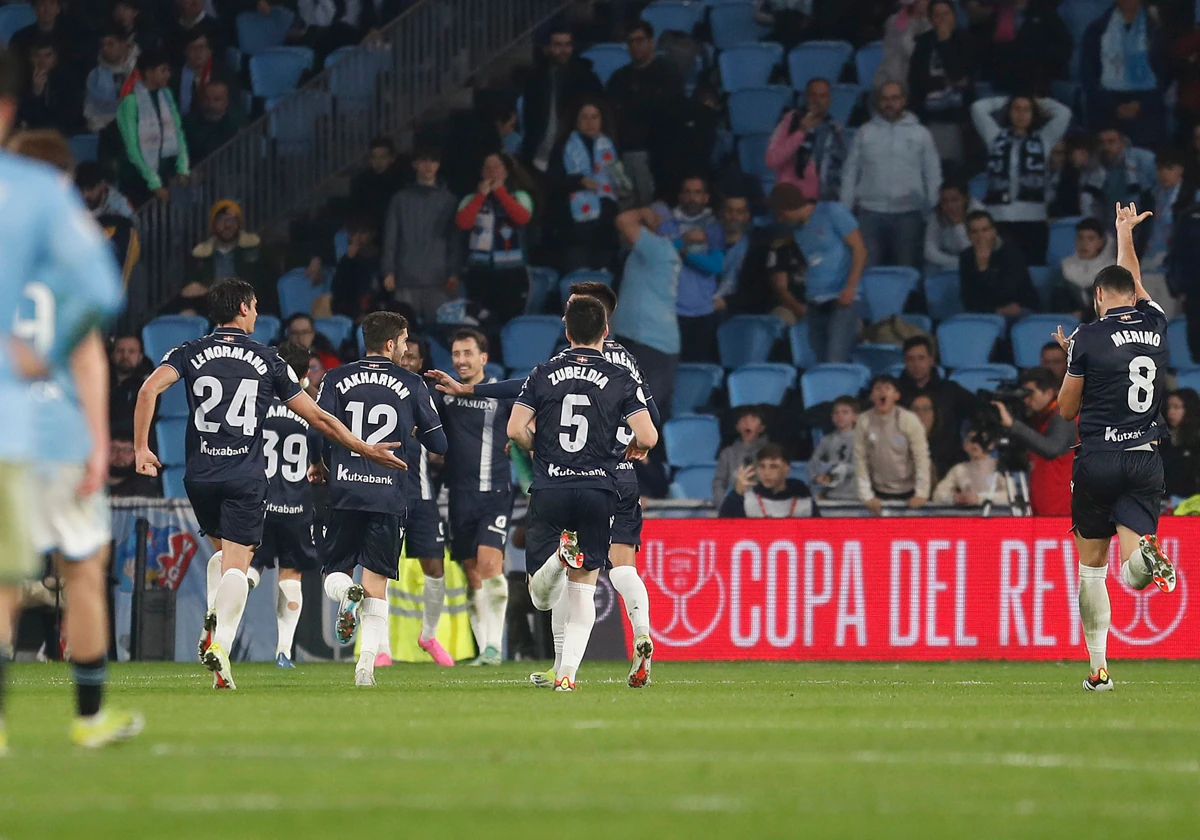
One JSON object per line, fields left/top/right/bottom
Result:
{"left": 220, "top": 334, "right": 235, "bottom": 342}
{"left": 1120, "top": 314, "right": 1133, "bottom": 321}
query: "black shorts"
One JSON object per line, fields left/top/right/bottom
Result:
{"left": 1072, "top": 448, "right": 1164, "bottom": 540}
{"left": 185, "top": 477, "right": 268, "bottom": 548}
{"left": 448, "top": 488, "right": 513, "bottom": 562}
{"left": 253, "top": 512, "right": 319, "bottom": 572}
{"left": 403, "top": 500, "right": 445, "bottom": 559}
{"left": 322, "top": 508, "right": 406, "bottom": 579}
{"left": 524, "top": 487, "right": 616, "bottom": 574}
{"left": 611, "top": 483, "right": 643, "bottom": 548}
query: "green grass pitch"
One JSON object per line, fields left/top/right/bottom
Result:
{"left": 2, "top": 661, "right": 1199, "bottom": 839}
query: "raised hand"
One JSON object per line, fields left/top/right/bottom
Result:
{"left": 1115, "top": 202, "right": 1152, "bottom": 231}
{"left": 424, "top": 368, "right": 472, "bottom": 396}
{"left": 1052, "top": 324, "right": 1071, "bottom": 353}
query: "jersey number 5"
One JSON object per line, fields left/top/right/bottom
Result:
{"left": 559, "top": 394, "right": 590, "bottom": 453}
{"left": 1127, "top": 355, "right": 1157, "bottom": 413}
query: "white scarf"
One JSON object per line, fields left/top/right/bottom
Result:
{"left": 134, "top": 83, "right": 179, "bottom": 172}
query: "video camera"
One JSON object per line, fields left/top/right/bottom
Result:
{"left": 973, "top": 380, "right": 1031, "bottom": 472}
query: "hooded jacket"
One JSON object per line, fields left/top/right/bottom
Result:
{"left": 840, "top": 111, "right": 941, "bottom": 214}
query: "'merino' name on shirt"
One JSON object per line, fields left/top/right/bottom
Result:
{"left": 1110, "top": 329, "right": 1162, "bottom": 348}
{"left": 187, "top": 343, "right": 270, "bottom": 375}
{"left": 548, "top": 366, "right": 610, "bottom": 388}
{"left": 334, "top": 370, "right": 409, "bottom": 399}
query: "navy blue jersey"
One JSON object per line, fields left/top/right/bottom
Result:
{"left": 1067, "top": 299, "right": 1170, "bottom": 452}
{"left": 262, "top": 399, "right": 318, "bottom": 515}
{"left": 403, "top": 437, "right": 440, "bottom": 503}
{"left": 436, "top": 379, "right": 514, "bottom": 494}
{"left": 596, "top": 338, "right": 656, "bottom": 487}
{"left": 515, "top": 347, "right": 649, "bottom": 492}
{"left": 162, "top": 327, "right": 303, "bottom": 482}
{"left": 317, "top": 357, "right": 445, "bottom": 515}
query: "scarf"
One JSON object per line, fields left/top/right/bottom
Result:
{"left": 467, "top": 191, "right": 526, "bottom": 268}
{"left": 179, "top": 57, "right": 212, "bottom": 115}
{"left": 133, "top": 83, "right": 180, "bottom": 172}
{"left": 1100, "top": 7, "right": 1157, "bottom": 92}
{"left": 985, "top": 129, "right": 1046, "bottom": 205}
{"left": 564, "top": 131, "right": 617, "bottom": 222}
{"left": 671, "top": 204, "right": 716, "bottom": 257}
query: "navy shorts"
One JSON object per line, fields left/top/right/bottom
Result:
{"left": 524, "top": 487, "right": 615, "bottom": 574}
{"left": 1072, "top": 448, "right": 1164, "bottom": 540}
{"left": 322, "top": 508, "right": 405, "bottom": 579}
{"left": 253, "top": 512, "right": 319, "bottom": 573}
{"left": 403, "top": 500, "right": 445, "bottom": 559}
{"left": 611, "top": 483, "right": 643, "bottom": 548}
{"left": 448, "top": 488, "right": 513, "bottom": 562}
{"left": 185, "top": 477, "right": 267, "bottom": 548}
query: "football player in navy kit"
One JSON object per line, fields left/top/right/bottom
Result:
{"left": 1053, "top": 203, "right": 1177, "bottom": 692}
{"left": 134, "top": 280, "right": 408, "bottom": 689}
{"left": 508, "top": 296, "right": 659, "bottom": 691}
{"left": 315, "top": 311, "right": 447, "bottom": 686}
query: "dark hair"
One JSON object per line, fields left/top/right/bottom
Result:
{"left": 184, "top": 28, "right": 210, "bottom": 47}
{"left": 1093, "top": 264, "right": 1136, "bottom": 297}
{"left": 627, "top": 19, "right": 654, "bottom": 39}
{"left": 451, "top": 328, "right": 488, "bottom": 354}
{"left": 869, "top": 374, "right": 899, "bottom": 392}
{"left": 100, "top": 23, "right": 128, "bottom": 40}
{"left": 137, "top": 48, "right": 169, "bottom": 72}
{"left": 769, "top": 182, "right": 808, "bottom": 214}
{"left": 29, "top": 35, "right": 57, "bottom": 54}
{"left": 965, "top": 209, "right": 995, "bottom": 228}
{"left": 112, "top": 331, "right": 142, "bottom": 350}
{"left": 832, "top": 395, "right": 859, "bottom": 412}
{"left": 679, "top": 173, "right": 710, "bottom": 194}
{"left": 1075, "top": 217, "right": 1105, "bottom": 237}
{"left": 207, "top": 278, "right": 257, "bottom": 324}
{"left": 285, "top": 312, "right": 315, "bottom": 331}
{"left": 405, "top": 334, "right": 430, "bottom": 368}
{"left": 277, "top": 340, "right": 310, "bottom": 380}
{"left": 369, "top": 136, "right": 396, "bottom": 154}
{"left": 7, "top": 129, "right": 73, "bottom": 174}
{"left": 564, "top": 295, "right": 607, "bottom": 345}
{"left": 902, "top": 335, "right": 935, "bottom": 356}
{"left": 1021, "top": 366, "right": 1060, "bottom": 393}
{"left": 568, "top": 280, "right": 617, "bottom": 317}
{"left": 412, "top": 143, "right": 441, "bottom": 162}
{"left": 361, "top": 310, "right": 408, "bottom": 353}
{"left": 1157, "top": 148, "right": 1186, "bottom": 169}
{"left": 805, "top": 76, "right": 831, "bottom": 93}
{"left": 1041, "top": 340, "right": 1066, "bottom": 356}
{"left": 939, "top": 179, "right": 968, "bottom": 198}
{"left": 0, "top": 46, "right": 21, "bottom": 100}
{"left": 74, "top": 160, "right": 104, "bottom": 190}
{"left": 1170, "top": 388, "right": 1200, "bottom": 443}
{"left": 756, "top": 443, "right": 787, "bottom": 463}
{"left": 547, "top": 21, "right": 572, "bottom": 39}
{"left": 343, "top": 211, "right": 375, "bottom": 236}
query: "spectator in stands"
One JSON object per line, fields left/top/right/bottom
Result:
{"left": 455, "top": 152, "right": 536, "bottom": 329}
{"left": 660, "top": 82, "right": 726, "bottom": 200}
{"left": 8, "top": 0, "right": 90, "bottom": 78}
{"left": 754, "top": 0, "right": 819, "bottom": 51}
{"left": 520, "top": 23, "right": 602, "bottom": 174}
{"left": 173, "top": 30, "right": 235, "bottom": 118}
{"left": 1040, "top": 340, "right": 1067, "bottom": 382}
{"left": 1171, "top": 198, "right": 1200, "bottom": 361}
{"left": 350, "top": 136, "right": 406, "bottom": 228}
{"left": 108, "top": 438, "right": 161, "bottom": 497}
{"left": 1142, "top": 148, "right": 1190, "bottom": 319}
{"left": 712, "top": 406, "right": 771, "bottom": 507}
{"left": 76, "top": 160, "right": 134, "bottom": 218}
{"left": 183, "top": 79, "right": 243, "bottom": 163}
{"left": 84, "top": 26, "right": 138, "bottom": 133}
{"left": 960, "top": 210, "right": 1039, "bottom": 317}
{"left": 1162, "top": 388, "right": 1200, "bottom": 499}
{"left": 808, "top": 395, "right": 859, "bottom": 501}
{"left": 332, "top": 214, "right": 385, "bottom": 322}
{"left": 606, "top": 20, "right": 684, "bottom": 206}
{"left": 381, "top": 144, "right": 461, "bottom": 325}
{"left": 1052, "top": 217, "right": 1114, "bottom": 318}
{"left": 165, "top": 0, "right": 226, "bottom": 65}
{"left": 907, "top": 0, "right": 975, "bottom": 163}
{"left": 765, "top": 78, "right": 848, "bottom": 202}
{"left": 286, "top": 313, "right": 341, "bottom": 370}
{"left": 841, "top": 81, "right": 942, "bottom": 269}
{"left": 988, "top": 0, "right": 1071, "bottom": 95}
{"left": 897, "top": 335, "right": 974, "bottom": 466}
{"left": 289, "top": 0, "right": 395, "bottom": 64}
{"left": 179, "top": 199, "right": 275, "bottom": 314}
{"left": 547, "top": 99, "right": 620, "bottom": 273}
{"left": 990, "top": 366, "right": 1073, "bottom": 515}
{"left": 117, "top": 49, "right": 189, "bottom": 204}
{"left": 924, "top": 180, "right": 979, "bottom": 271}
{"left": 855, "top": 374, "right": 931, "bottom": 514}
{"left": 875, "top": 0, "right": 931, "bottom": 89}
{"left": 109, "top": 333, "right": 150, "bottom": 440}
{"left": 1090, "top": 127, "right": 1158, "bottom": 226}
{"left": 18, "top": 40, "right": 83, "bottom": 135}
{"left": 113, "top": 0, "right": 157, "bottom": 54}
{"left": 303, "top": 350, "right": 324, "bottom": 398}
{"left": 932, "top": 428, "right": 1009, "bottom": 506}
{"left": 654, "top": 175, "right": 724, "bottom": 362}
{"left": 714, "top": 194, "right": 752, "bottom": 312}
{"left": 971, "top": 93, "right": 1072, "bottom": 266}
{"left": 1046, "top": 131, "right": 1100, "bottom": 219}
{"left": 719, "top": 444, "right": 816, "bottom": 518}
{"left": 1080, "top": 0, "right": 1168, "bottom": 149}
{"left": 910, "top": 393, "right": 964, "bottom": 482}
{"left": 610, "top": 206, "right": 681, "bottom": 420}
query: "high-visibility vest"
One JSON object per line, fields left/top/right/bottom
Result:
{"left": 385, "top": 553, "right": 476, "bottom": 663}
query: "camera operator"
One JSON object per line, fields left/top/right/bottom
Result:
{"left": 990, "top": 366, "right": 1076, "bottom": 515}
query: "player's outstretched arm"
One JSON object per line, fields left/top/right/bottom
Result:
{"left": 70, "top": 330, "right": 111, "bottom": 497}
{"left": 134, "top": 365, "right": 180, "bottom": 476}
{"left": 424, "top": 368, "right": 473, "bottom": 396}
{"left": 506, "top": 403, "right": 536, "bottom": 451}
{"left": 287, "top": 390, "right": 409, "bottom": 470}
{"left": 1114, "top": 202, "right": 1153, "bottom": 300}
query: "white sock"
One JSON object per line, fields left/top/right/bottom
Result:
{"left": 357, "top": 597, "right": 388, "bottom": 671}
{"left": 551, "top": 594, "right": 566, "bottom": 674}
{"left": 529, "top": 553, "right": 566, "bottom": 611}
{"left": 323, "top": 571, "right": 354, "bottom": 604}
{"left": 481, "top": 575, "right": 508, "bottom": 653}
{"left": 1122, "top": 546, "right": 1153, "bottom": 590}
{"left": 378, "top": 612, "right": 392, "bottom": 658}
{"left": 276, "top": 579, "right": 302, "bottom": 657}
{"left": 205, "top": 551, "right": 223, "bottom": 611}
{"left": 559, "top": 581, "right": 596, "bottom": 681}
{"left": 609, "top": 566, "right": 651, "bottom": 639}
{"left": 246, "top": 565, "right": 261, "bottom": 590}
{"left": 421, "top": 575, "right": 446, "bottom": 640}
{"left": 1078, "top": 563, "right": 1111, "bottom": 673}
{"left": 212, "top": 569, "right": 249, "bottom": 652}
{"left": 468, "top": 588, "right": 485, "bottom": 651}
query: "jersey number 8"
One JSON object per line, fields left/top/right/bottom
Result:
{"left": 1127, "top": 355, "right": 1157, "bottom": 414}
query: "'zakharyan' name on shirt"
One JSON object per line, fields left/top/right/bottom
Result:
{"left": 334, "top": 370, "right": 410, "bottom": 398}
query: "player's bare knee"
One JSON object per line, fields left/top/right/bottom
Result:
{"left": 420, "top": 557, "right": 444, "bottom": 578}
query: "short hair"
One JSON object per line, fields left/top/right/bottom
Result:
{"left": 939, "top": 179, "right": 968, "bottom": 198}
{"left": 7, "top": 129, "right": 72, "bottom": 174}
{"left": 100, "top": 23, "right": 128, "bottom": 41}
{"left": 207, "top": 278, "right": 257, "bottom": 324}
{"left": 0, "top": 46, "right": 21, "bottom": 100}
{"left": 966, "top": 209, "right": 995, "bottom": 228}
{"left": 184, "top": 28, "right": 210, "bottom": 47}
{"left": 1041, "top": 340, "right": 1067, "bottom": 356}
{"left": 568, "top": 281, "right": 617, "bottom": 317}
{"left": 805, "top": 76, "right": 831, "bottom": 92}
{"left": 285, "top": 313, "right": 315, "bottom": 331}
{"left": 564, "top": 295, "right": 607, "bottom": 346}
{"left": 30, "top": 36, "right": 57, "bottom": 53}
{"left": 1075, "top": 217, "right": 1105, "bottom": 237}
{"left": 277, "top": 340, "right": 310, "bottom": 380}
{"left": 1157, "top": 148, "right": 1185, "bottom": 169}
{"left": 869, "top": 374, "right": 899, "bottom": 392}
{"left": 451, "top": 328, "right": 488, "bottom": 354}
{"left": 361, "top": 310, "right": 408, "bottom": 353}
{"left": 369, "top": 136, "right": 396, "bottom": 154}
{"left": 1094, "top": 264, "right": 1136, "bottom": 297}
{"left": 1021, "top": 366, "right": 1060, "bottom": 393}
{"left": 627, "top": 19, "right": 654, "bottom": 39}
{"left": 680, "top": 173, "right": 709, "bottom": 193}
{"left": 547, "top": 21, "right": 572, "bottom": 39}
{"left": 137, "top": 48, "right": 169, "bottom": 72}
{"left": 832, "top": 395, "right": 859, "bottom": 412}
{"left": 756, "top": 443, "right": 787, "bottom": 463}
{"left": 412, "top": 143, "right": 441, "bottom": 162}
{"left": 405, "top": 334, "right": 430, "bottom": 364}
{"left": 902, "top": 335, "right": 934, "bottom": 356}
{"left": 769, "top": 182, "right": 808, "bottom": 214}
{"left": 112, "top": 332, "right": 142, "bottom": 349}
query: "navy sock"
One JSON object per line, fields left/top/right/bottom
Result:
{"left": 72, "top": 657, "right": 106, "bottom": 717}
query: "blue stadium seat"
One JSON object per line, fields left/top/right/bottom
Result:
{"left": 0, "top": 4, "right": 34, "bottom": 46}
{"left": 582, "top": 44, "right": 630, "bottom": 86}
{"left": 525, "top": 265, "right": 559, "bottom": 314}
{"left": 801, "top": 363, "right": 870, "bottom": 408}
{"left": 328, "top": 46, "right": 389, "bottom": 112}
{"left": 1011, "top": 314, "right": 1079, "bottom": 369}
{"left": 249, "top": 46, "right": 314, "bottom": 98}
{"left": 708, "top": 2, "right": 769, "bottom": 51}
{"left": 559, "top": 268, "right": 612, "bottom": 306}
{"left": 936, "top": 314, "right": 1005, "bottom": 367}
{"left": 142, "top": 314, "right": 208, "bottom": 362}
{"left": 717, "top": 314, "right": 783, "bottom": 369}
{"left": 428, "top": 338, "right": 452, "bottom": 372}
{"left": 727, "top": 362, "right": 796, "bottom": 407}
{"left": 968, "top": 172, "right": 988, "bottom": 201}
{"left": 315, "top": 315, "right": 353, "bottom": 347}
{"left": 1059, "top": 0, "right": 1109, "bottom": 78}
{"left": 277, "top": 267, "right": 328, "bottom": 318}
{"left": 334, "top": 228, "right": 349, "bottom": 260}
{"left": 737, "top": 131, "right": 771, "bottom": 179}
{"left": 641, "top": 1, "right": 702, "bottom": 37}
{"left": 484, "top": 362, "right": 505, "bottom": 381}
{"left": 949, "top": 364, "right": 1020, "bottom": 394}
{"left": 1047, "top": 217, "right": 1083, "bottom": 266}
{"left": 500, "top": 315, "right": 565, "bottom": 371}
{"left": 789, "top": 461, "right": 808, "bottom": 482}
{"left": 236, "top": 7, "right": 295, "bottom": 55}
{"left": 155, "top": 418, "right": 188, "bottom": 467}
{"left": 924, "top": 270, "right": 964, "bottom": 321}
{"left": 901, "top": 313, "right": 933, "bottom": 333}
{"left": 851, "top": 343, "right": 904, "bottom": 374}
{"left": 1028, "top": 264, "right": 1054, "bottom": 310}
{"left": 853, "top": 40, "right": 884, "bottom": 85}
{"left": 68, "top": 134, "right": 99, "bottom": 163}
{"left": 268, "top": 90, "right": 332, "bottom": 154}
{"left": 788, "top": 320, "right": 817, "bottom": 369}
{"left": 162, "top": 467, "right": 187, "bottom": 499}
{"left": 1049, "top": 79, "right": 1083, "bottom": 114}
{"left": 860, "top": 266, "right": 919, "bottom": 322}
{"left": 826, "top": 83, "right": 859, "bottom": 124}
{"left": 1177, "top": 368, "right": 1200, "bottom": 393}
{"left": 669, "top": 463, "right": 718, "bottom": 500}
{"left": 718, "top": 42, "right": 783, "bottom": 92}
{"left": 1168, "top": 317, "right": 1194, "bottom": 369}
{"left": 787, "top": 40, "right": 853, "bottom": 91}
{"left": 673, "top": 362, "right": 724, "bottom": 415}
{"left": 251, "top": 314, "right": 280, "bottom": 345}
{"left": 158, "top": 380, "right": 190, "bottom": 418}
{"left": 728, "top": 86, "right": 792, "bottom": 135}
{"left": 664, "top": 415, "right": 721, "bottom": 467}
